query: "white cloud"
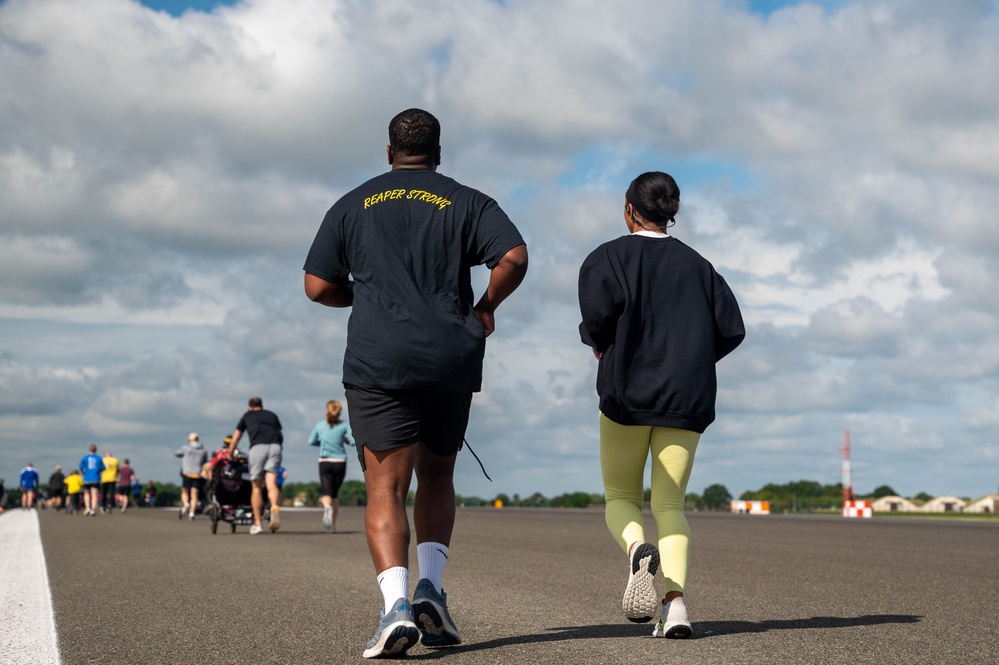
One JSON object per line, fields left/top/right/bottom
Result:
{"left": 2, "top": 0, "right": 998, "bottom": 499}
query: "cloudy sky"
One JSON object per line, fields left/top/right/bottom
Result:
{"left": 2, "top": 0, "right": 997, "bottom": 502}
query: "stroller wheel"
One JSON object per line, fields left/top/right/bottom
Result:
{"left": 231, "top": 522, "right": 237, "bottom": 533}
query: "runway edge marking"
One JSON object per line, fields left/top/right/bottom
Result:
{"left": 0, "top": 511, "right": 62, "bottom": 665}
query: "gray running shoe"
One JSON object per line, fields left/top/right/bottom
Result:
{"left": 651, "top": 597, "right": 693, "bottom": 638}
{"left": 362, "top": 598, "right": 419, "bottom": 659}
{"left": 322, "top": 506, "right": 333, "bottom": 531}
{"left": 412, "top": 578, "right": 461, "bottom": 646}
{"left": 623, "top": 542, "right": 660, "bottom": 623}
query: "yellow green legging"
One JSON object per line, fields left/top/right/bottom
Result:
{"left": 600, "top": 412, "right": 700, "bottom": 596}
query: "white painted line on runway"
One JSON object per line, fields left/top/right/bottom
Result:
{"left": 0, "top": 511, "right": 62, "bottom": 665}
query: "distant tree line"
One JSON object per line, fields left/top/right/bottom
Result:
{"left": 737, "top": 480, "right": 844, "bottom": 512}
{"left": 737, "top": 480, "right": 940, "bottom": 513}
{"left": 459, "top": 491, "right": 607, "bottom": 508}
{"left": 2, "top": 477, "right": 946, "bottom": 511}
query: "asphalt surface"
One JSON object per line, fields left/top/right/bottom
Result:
{"left": 35, "top": 507, "right": 999, "bottom": 665}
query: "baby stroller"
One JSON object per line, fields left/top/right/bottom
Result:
{"left": 206, "top": 450, "right": 264, "bottom": 534}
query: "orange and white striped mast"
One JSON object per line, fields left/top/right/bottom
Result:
{"left": 841, "top": 430, "right": 856, "bottom": 503}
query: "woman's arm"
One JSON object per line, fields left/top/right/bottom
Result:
{"left": 578, "top": 256, "right": 622, "bottom": 354}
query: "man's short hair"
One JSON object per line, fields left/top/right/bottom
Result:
{"left": 389, "top": 108, "right": 440, "bottom": 158}
{"left": 248, "top": 396, "right": 263, "bottom": 408}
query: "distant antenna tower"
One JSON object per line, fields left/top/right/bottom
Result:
{"left": 841, "top": 430, "right": 856, "bottom": 502}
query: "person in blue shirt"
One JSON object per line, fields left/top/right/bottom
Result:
{"left": 269, "top": 466, "right": 289, "bottom": 511}
{"left": 19, "top": 463, "right": 40, "bottom": 509}
{"left": 308, "top": 399, "right": 355, "bottom": 532}
{"left": 79, "top": 444, "right": 106, "bottom": 516}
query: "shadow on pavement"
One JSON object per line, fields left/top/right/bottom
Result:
{"left": 207, "top": 530, "right": 363, "bottom": 536}
{"left": 408, "top": 614, "right": 923, "bottom": 657}
{"left": 694, "top": 614, "right": 924, "bottom": 638}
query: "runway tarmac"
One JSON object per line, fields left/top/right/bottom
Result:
{"left": 26, "top": 507, "right": 999, "bottom": 664}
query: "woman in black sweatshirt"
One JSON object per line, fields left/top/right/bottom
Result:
{"left": 578, "top": 171, "right": 745, "bottom": 638}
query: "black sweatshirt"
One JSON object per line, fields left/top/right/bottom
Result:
{"left": 578, "top": 234, "right": 745, "bottom": 433}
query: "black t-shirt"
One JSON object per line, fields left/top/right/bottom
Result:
{"left": 304, "top": 169, "right": 525, "bottom": 393}
{"left": 49, "top": 472, "right": 65, "bottom": 491}
{"left": 236, "top": 409, "right": 284, "bottom": 447}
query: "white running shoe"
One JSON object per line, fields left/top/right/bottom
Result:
{"left": 623, "top": 542, "right": 660, "bottom": 623}
{"left": 269, "top": 506, "right": 280, "bottom": 532}
{"left": 652, "top": 597, "right": 693, "bottom": 638}
{"left": 322, "top": 506, "right": 333, "bottom": 531}
{"left": 249, "top": 524, "right": 264, "bottom": 535}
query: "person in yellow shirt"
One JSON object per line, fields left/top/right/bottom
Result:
{"left": 101, "top": 452, "right": 120, "bottom": 514}
{"left": 64, "top": 470, "right": 84, "bottom": 514}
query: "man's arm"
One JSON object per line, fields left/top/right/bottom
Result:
{"left": 304, "top": 273, "right": 354, "bottom": 307}
{"left": 473, "top": 244, "right": 529, "bottom": 337}
{"left": 227, "top": 430, "right": 242, "bottom": 455}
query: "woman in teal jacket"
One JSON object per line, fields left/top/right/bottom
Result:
{"left": 309, "top": 399, "right": 354, "bottom": 532}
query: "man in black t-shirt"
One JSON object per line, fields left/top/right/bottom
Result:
{"left": 228, "top": 396, "right": 284, "bottom": 534}
{"left": 47, "top": 465, "right": 66, "bottom": 509}
{"left": 304, "top": 108, "right": 527, "bottom": 658}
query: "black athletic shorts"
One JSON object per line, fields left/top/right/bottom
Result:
{"left": 344, "top": 385, "right": 472, "bottom": 470}
{"left": 181, "top": 476, "right": 204, "bottom": 491}
{"left": 318, "top": 460, "right": 347, "bottom": 498}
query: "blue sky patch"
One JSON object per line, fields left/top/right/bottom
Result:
{"left": 138, "top": 0, "right": 240, "bottom": 17}
{"left": 747, "top": 0, "right": 851, "bottom": 18}
{"left": 557, "top": 144, "right": 755, "bottom": 194}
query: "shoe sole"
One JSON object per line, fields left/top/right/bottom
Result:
{"left": 362, "top": 621, "right": 419, "bottom": 658}
{"left": 412, "top": 597, "right": 461, "bottom": 646}
{"left": 270, "top": 510, "right": 280, "bottom": 533}
{"left": 653, "top": 623, "right": 693, "bottom": 638}
{"left": 623, "top": 543, "right": 660, "bottom": 623}
{"left": 666, "top": 624, "right": 692, "bottom": 638}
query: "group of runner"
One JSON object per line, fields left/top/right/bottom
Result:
{"left": 13, "top": 445, "right": 146, "bottom": 515}
{"left": 175, "top": 424, "right": 289, "bottom": 530}
{"left": 9, "top": 107, "right": 744, "bottom": 659}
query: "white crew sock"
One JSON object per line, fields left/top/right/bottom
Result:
{"left": 417, "top": 542, "right": 449, "bottom": 593}
{"left": 376, "top": 566, "right": 409, "bottom": 613}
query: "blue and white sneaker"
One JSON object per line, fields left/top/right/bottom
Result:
{"left": 623, "top": 542, "right": 660, "bottom": 623}
{"left": 412, "top": 578, "right": 461, "bottom": 646}
{"left": 362, "top": 598, "right": 419, "bottom": 659}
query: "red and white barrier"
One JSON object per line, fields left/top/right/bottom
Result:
{"left": 730, "top": 500, "right": 770, "bottom": 515}
{"left": 842, "top": 500, "right": 872, "bottom": 518}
